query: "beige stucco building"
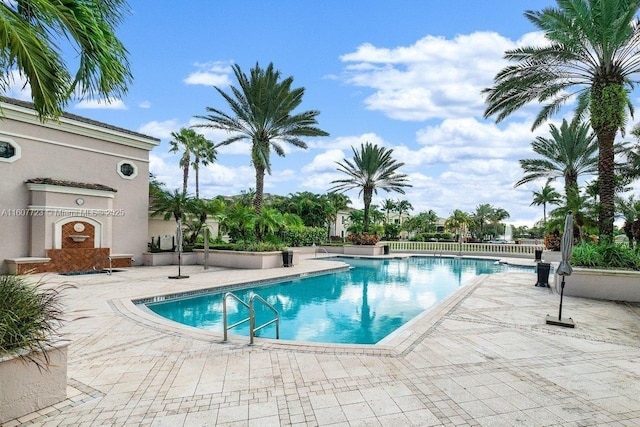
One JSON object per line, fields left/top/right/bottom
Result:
{"left": 0, "top": 98, "right": 159, "bottom": 274}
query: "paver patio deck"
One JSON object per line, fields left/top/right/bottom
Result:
{"left": 3, "top": 253, "right": 640, "bottom": 426}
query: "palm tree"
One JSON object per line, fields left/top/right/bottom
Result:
{"left": 445, "top": 209, "right": 471, "bottom": 243}
{"left": 169, "top": 128, "right": 196, "bottom": 195}
{"left": 531, "top": 182, "right": 562, "bottom": 225}
{"left": 515, "top": 119, "right": 598, "bottom": 197}
{"left": 617, "top": 195, "right": 640, "bottom": 248}
{"left": 195, "top": 62, "right": 329, "bottom": 215}
{"left": 484, "top": 0, "right": 640, "bottom": 241}
{"left": 395, "top": 199, "right": 414, "bottom": 226}
{"left": 471, "top": 204, "right": 494, "bottom": 241}
{"left": 381, "top": 199, "right": 397, "bottom": 224}
{"left": 0, "top": 0, "right": 131, "bottom": 119}
{"left": 330, "top": 142, "right": 411, "bottom": 233}
{"left": 189, "top": 133, "right": 216, "bottom": 199}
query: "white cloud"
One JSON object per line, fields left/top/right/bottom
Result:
{"left": 339, "top": 31, "right": 545, "bottom": 121}
{"left": 138, "top": 120, "right": 183, "bottom": 139}
{"left": 3, "top": 70, "right": 32, "bottom": 101}
{"left": 302, "top": 149, "right": 345, "bottom": 173}
{"left": 139, "top": 101, "right": 151, "bottom": 109}
{"left": 184, "top": 61, "right": 233, "bottom": 87}
{"left": 308, "top": 132, "right": 385, "bottom": 150}
{"left": 75, "top": 98, "right": 128, "bottom": 110}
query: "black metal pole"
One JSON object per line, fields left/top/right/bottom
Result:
{"left": 558, "top": 275, "right": 565, "bottom": 321}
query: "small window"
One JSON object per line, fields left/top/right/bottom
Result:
{"left": 117, "top": 160, "right": 138, "bottom": 179}
{"left": 0, "top": 139, "right": 21, "bottom": 163}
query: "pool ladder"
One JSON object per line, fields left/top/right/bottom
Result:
{"left": 222, "top": 292, "right": 279, "bottom": 344}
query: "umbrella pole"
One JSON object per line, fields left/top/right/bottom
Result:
{"left": 558, "top": 275, "right": 565, "bottom": 321}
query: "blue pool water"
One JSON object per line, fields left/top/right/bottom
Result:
{"left": 145, "top": 257, "right": 531, "bottom": 345}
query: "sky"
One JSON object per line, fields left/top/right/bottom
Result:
{"left": 7, "top": 0, "right": 640, "bottom": 226}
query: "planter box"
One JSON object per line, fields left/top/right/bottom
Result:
{"left": 343, "top": 245, "right": 384, "bottom": 256}
{"left": 206, "top": 249, "right": 298, "bottom": 269}
{"left": 0, "top": 341, "right": 69, "bottom": 424}
{"left": 555, "top": 267, "right": 640, "bottom": 302}
{"left": 142, "top": 252, "right": 198, "bottom": 266}
{"left": 319, "top": 246, "right": 345, "bottom": 254}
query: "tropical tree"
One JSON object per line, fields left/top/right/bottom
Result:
{"left": 483, "top": 0, "right": 640, "bottom": 241}
{"left": 515, "top": 119, "right": 598, "bottom": 197}
{"left": 0, "top": 0, "right": 131, "bottom": 119}
{"left": 169, "top": 128, "right": 214, "bottom": 196}
{"left": 445, "top": 209, "right": 471, "bottom": 242}
{"left": 531, "top": 182, "right": 562, "bottom": 225}
{"left": 381, "top": 199, "right": 397, "bottom": 224}
{"left": 190, "top": 133, "right": 216, "bottom": 199}
{"left": 149, "top": 188, "right": 195, "bottom": 248}
{"left": 395, "top": 199, "right": 414, "bottom": 225}
{"left": 195, "top": 62, "right": 329, "bottom": 215}
{"left": 330, "top": 142, "right": 412, "bottom": 233}
{"left": 616, "top": 195, "right": 640, "bottom": 248}
{"left": 471, "top": 204, "right": 494, "bottom": 240}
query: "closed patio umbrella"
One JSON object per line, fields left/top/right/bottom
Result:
{"left": 169, "top": 218, "right": 189, "bottom": 279}
{"left": 546, "top": 211, "right": 574, "bottom": 327}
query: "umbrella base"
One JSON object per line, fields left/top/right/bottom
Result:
{"left": 168, "top": 275, "right": 190, "bottom": 279}
{"left": 545, "top": 314, "right": 575, "bottom": 328}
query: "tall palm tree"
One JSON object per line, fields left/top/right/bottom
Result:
{"left": 484, "top": 0, "right": 640, "bottom": 241}
{"left": 0, "top": 0, "right": 131, "bottom": 119}
{"left": 169, "top": 128, "right": 196, "bottom": 195}
{"left": 381, "top": 199, "right": 397, "bottom": 224}
{"left": 531, "top": 182, "right": 562, "bottom": 225}
{"left": 330, "top": 142, "right": 412, "bottom": 233}
{"left": 195, "top": 62, "right": 329, "bottom": 215}
{"left": 471, "top": 204, "right": 494, "bottom": 241}
{"left": 395, "top": 199, "right": 414, "bottom": 226}
{"left": 515, "top": 119, "right": 598, "bottom": 197}
{"left": 189, "top": 132, "right": 216, "bottom": 199}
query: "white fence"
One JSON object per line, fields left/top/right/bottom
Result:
{"left": 384, "top": 241, "right": 544, "bottom": 256}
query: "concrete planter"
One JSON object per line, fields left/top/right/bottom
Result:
{"left": 206, "top": 249, "right": 298, "bottom": 269}
{"left": 555, "top": 267, "right": 640, "bottom": 302}
{"left": 343, "top": 245, "right": 384, "bottom": 256}
{"left": 142, "top": 252, "right": 198, "bottom": 266}
{"left": 319, "top": 246, "right": 345, "bottom": 254}
{"left": 0, "top": 341, "right": 69, "bottom": 424}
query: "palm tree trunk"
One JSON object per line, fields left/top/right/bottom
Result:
{"left": 596, "top": 129, "right": 616, "bottom": 241}
{"left": 363, "top": 188, "right": 372, "bottom": 233}
{"left": 195, "top": 157, "right": 200, "bottom": 199}
{"left": 182, "top": 162, "right": 189, "bottom": 195}
{"left": 254, "top": 165, "right": 265, "bottom": 215}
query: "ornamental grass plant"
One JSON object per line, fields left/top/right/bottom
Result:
{"left": 0, "top": 275, "right": 73, "bottom": 368}
{"left": 572, "top": 243, "right": 640, "bottom": 271}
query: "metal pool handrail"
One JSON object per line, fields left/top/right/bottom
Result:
{"left": 222, "top": 292, "right": 280, "bottom": 344}
{"left": 249, "top": 294, "right": 279, "bottom": 344}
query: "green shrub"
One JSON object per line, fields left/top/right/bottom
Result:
{"left": 572, "top": 243, "right": 640, "bottom": 270}
{"left": 0, "top": 275, "right": 73, "bottom": 367}
{"left": 347, "top": 233, "right": 381, "bottom": 245}
{"left": 282, "top": 227, "right": 326, "bottom": 247}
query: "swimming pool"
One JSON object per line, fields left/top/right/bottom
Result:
{"left": 145, "top": 257, "right": 532, "bottom": 345}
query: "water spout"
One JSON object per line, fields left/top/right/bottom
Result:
{"left": 92, "top": 256, "right": 112, "bottom": 275}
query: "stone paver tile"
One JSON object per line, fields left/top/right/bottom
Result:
{"left": 150, "top": 413, "right": 187, "bottom": 426}
{"left": 309, "top": 393, "right": 339, "bottom": 409}
{"left": 341, "top": 401, "right": 375, "bottom": 421}
{"left": 313, "top": 406, "right": 347, "bottom": 425}
{"left": 248, "top": 415, "right": 281, "bottom": 426}
{"left": 216, "top": 403, "right": 249, "bottom": 425}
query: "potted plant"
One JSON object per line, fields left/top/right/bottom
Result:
{"left": 0, "top": 274, "right": 72, "bottom": 423}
